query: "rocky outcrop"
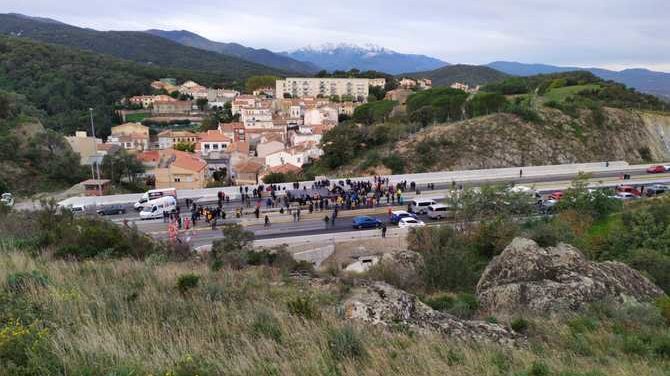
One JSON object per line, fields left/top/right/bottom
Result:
{"left": 343, "top": 281, "right": 522, "bottom": 345}
{"left": 476, "top": 238, "right": 665, "bottom": 316}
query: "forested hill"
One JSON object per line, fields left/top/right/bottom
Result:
{"left": 0, "top": 35, "right": 228, "bottom": 137}
{"left": 402, "top": 64, "right": 509, "bottom": 87}
{"left": 0, "top": 13, "right": 288, "bottom": 80}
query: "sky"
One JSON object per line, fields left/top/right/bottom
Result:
{"left": 4, "top": 0, "right": 670, "bottom": 72}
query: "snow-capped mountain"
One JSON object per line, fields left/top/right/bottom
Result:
{"left": 282, "top": 43, "right": 448, "bottom": 74}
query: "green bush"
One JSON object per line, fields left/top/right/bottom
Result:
{"left": 176, "top": 274, "right": 200, "bottom": 294}
{"left": 510, "top": 318, "right": 529, "bottom": 333}
{"left": 447, "top": 293, "right": 479, "bottom": 319}
{"left": 328, "top": 325, "right": 367, "bottom": 361}
{"left": 567, "top": 316, "right": 599, "bottom": 334}
{"left": 287, "top": 296, "right": 321, "bottom": 320}
{"left": 657, "top": 297, "right": 670, "bottom": 324}
{"left": 5, "top": 271, "right": 50, "bottom": 294}
{"left": 622, "top": 334, "right": 649, "bottom": 356}
{"left": 251, "top": 310, "right": 282, "bottom": 343}
{"left": 527, "top": 361, "right": 551, "bottom": 376}
{"left": 423, "top": 293, "right": 455, "bottom": 312}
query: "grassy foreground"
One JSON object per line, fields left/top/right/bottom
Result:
{"left": 1, "top": 249, "right": 669, "bottom": 376}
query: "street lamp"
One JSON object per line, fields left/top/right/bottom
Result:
{"left": 88, "top": 108, "right": 102, "bottom": 195}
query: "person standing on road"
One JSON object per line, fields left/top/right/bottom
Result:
{"left": 297, "top": 208, "right": 301, "bottom": 222}
{"left": 519, "top": 169, "right": 523, "bottom": 178}
{"left": 323, "top": 215, "right": 330, "bottom": 229}
{"left": 264, "top": 215, "right": 271, "bottom": 227}
{"left": 211, "top": 217, "right": 217, "bottom": 231}
{"left": 381, "top": 224, "right": 387, "bottom": 238}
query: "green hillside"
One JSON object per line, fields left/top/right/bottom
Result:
{"left": 0, "top": 35, "right": 231, "bottom": 137}
{"left": 0, "top": 13, "right": 289, "bottom": 80}
{"left": 403, "top": 64, "right": 509, "bottom": 87}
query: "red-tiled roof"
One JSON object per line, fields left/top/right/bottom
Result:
{"left": 268, "top": 163, "right": 301, "bottom": 174}
{"left": 235, "top": 160, "right": 263, "bottom": 173}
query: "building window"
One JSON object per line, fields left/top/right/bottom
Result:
{"left": 174, "top": 178, "right": 181, "bottom": 182}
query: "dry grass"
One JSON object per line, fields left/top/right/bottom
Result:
{"left": 1, "top": 251, "right": 668, "bottom": 375}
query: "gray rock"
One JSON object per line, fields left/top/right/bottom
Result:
{"left": 343, "top": 281, "right": 522, "bottom": 345}
{"left": 476, "top": 238, "right": 665, "bottom": 316}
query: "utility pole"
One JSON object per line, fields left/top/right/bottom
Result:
{"left": 89, "top": 108, "right": 102, "bottom": 195}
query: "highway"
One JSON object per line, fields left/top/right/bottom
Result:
{"left": 100, "top": 168, "right": 670, "bottom": 248}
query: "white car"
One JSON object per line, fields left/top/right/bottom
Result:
{"left": 398, "top": 217, "right": 426, "bottom": 228}
{"left": 0, "top": 193, "right": 14, "bottom": 207}
{"left": 611, "top": 192, "right": 638, "bottom": 201}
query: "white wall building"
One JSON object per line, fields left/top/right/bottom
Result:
{"left": 276, "top": 78, "right": 370, "bottom": 100}
{"left": 241, "top": 107, "right": 274, "bottom": 129}
{"left": 304, "top": 106, "right": 339, "bottom": 126}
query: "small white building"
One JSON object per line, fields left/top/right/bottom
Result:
{"left": 304, "top": 106, "right": 338, "bottom": 126}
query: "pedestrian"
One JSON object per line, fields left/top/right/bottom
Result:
{"left": 211, "top": 217, "right": 217, "bottom": 231}
{"left": 292, "top": 211, "right": 298, "bottom": 223}
{"left": 264, "top": 215, "right": 271, "bottom": 227}
{"left": 330, "top": 214, "right": 335, "bottom": 226}
{"left": 519, "top": 169, "right": 523, "bottom": 178}
{"left": 381, "top": 224, "right": 387, "bottom": 238}
{"left": 297, "top": 208, "right": 301, "bottom": 222}
{"left": 323, "top": 215, "right": 330, "bottom": 229}
{"left": 606, "top": 161, "right": 609, "bottom": 167}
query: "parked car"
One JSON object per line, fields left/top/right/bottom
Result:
{"left": 398, "top": 217, "right": 426, "bottom": 228}
{"left": 548, "top": 191, "right": 564, "bottom": 201}
{"left": 409, "top": 198, "right": 438, "bottom": 214}
{"left": 611, "top": 192, "right": 638, "bottom": 201}
{"left": 540, "top": 199, "right": 559, "bottom": 214}
{"left": 0, "top": 193, "right": 14, "bottom": 207}
{"left": 390, "top": 210, "right": 417, "bottom": 224}
{"left": 352, "top": 216, "right": 383, "bottom": 229}
{"left": 97, "top": 205, "right": 127, "bottom": 216}
{"left": 426, "top": 203, "right": 450, "bottom": 220}
{"left": 616, "top": 185, "right": 642, "bottom": 196}
{"left": 645, "top": 184, "right": 670, "bottom": 196}
{"left": 646, "top": 165, "right": 666, "bottom": 174}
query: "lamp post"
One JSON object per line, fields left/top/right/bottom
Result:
{"left": 89, "top": 108, "right": 102, "bottom": 195}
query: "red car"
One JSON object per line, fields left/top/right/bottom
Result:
{"left": 646, "top": 165, "right": 666, "bottom": 174}
{"left": 616, "top": 185, "right": 642, "bottom": 196}
{"left": 549, "top": 191, "right": 564, "bottom": 201}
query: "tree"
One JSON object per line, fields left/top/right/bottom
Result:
{"left": 320, "top": 124, "right": 364, "bottom": 169}
{"left": 195, "top": 98, "right": 208, "bottom": 111}
{"left": 409, "top": 106, "right": 434, "bottom": 127}
{"left": 174, "top": 142, "right": 195, "bottom": 153}
{"left": 556, "top": 173, "right": 621, "bottom": 219}
{"left": 245, "top": 75, "right": 278, "bottom": 93}
{"left": 211, "top": 224, "right": 255, "bottom": 269}
{"left": 101, "top": 149, "right": 145, "bottom": 185}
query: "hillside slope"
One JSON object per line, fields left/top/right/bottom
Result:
{"left": 487, "top": 61, "right": 670, "bottom": 100}
{"left": 398, "top": 108, "right": 670, "bottom": 172}
{"left": 146, "top": 29, "right": 320, "bottom": 74}
{"left": 0, "top": 35, "right": 228, "bottom": 136}
{"left": 403, "top": 64, "right": 508, "bottom": 87}
{"left": 0, "top": 13, "right": 287, "bottom": 80}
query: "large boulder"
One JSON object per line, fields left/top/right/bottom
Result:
{"left": 476, "top": 238, "right": 665, "bottom": 316}
{"left": 343, "top": 281, "right": 522, "bottom": 345}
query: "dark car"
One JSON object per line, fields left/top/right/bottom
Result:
{"left": 645, "top": 184, "right": 669, "bottom": 196}
{"left": 97, "top": 205, "right": 127, "bottom": 216}
{"left": 390, "top": 210, "right": 417, "bottom": 224}
{"left": 352, "top": 216, "right": 383, "bottom": 229}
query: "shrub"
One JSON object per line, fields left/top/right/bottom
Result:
{"left": 653, "top": 335, "right": 670, "bottom": 358}
{"left": 176, "top": 274, "right": 200, "bottom": 294}
{"left": 526, "top": 220, "right": 573, "bottom": 247}
{"left": 657, "top": 297, "right": 670, "bottom": 324}
{"left": 447, "top": 293, "right": 479, "bottom": 319}
{"left": 567, "top": 316, "right": 598, "bottom": 334}
{"left": 510, "top": 318, "right": 529, "bottom": 333}
{"left": 328, "top": 325, "right": 367, "bottom": 361}
{"left": 5, "top": 271, "right": 49, "bottom": 294}
{"left": 622, "top": 334, "right": 649, "bottom": 356}
{"left": 527, "top": 361, "right": 551, "bottom": 376}
{"left": 287, "top": 296, "right": 321, "bottom": 320}
{"left": 423, "top": 293, "right": 455, "bottom": 312}
{"left": 251, "top": 310, "right": 282, "bottom": 343}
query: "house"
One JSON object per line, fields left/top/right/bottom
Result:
{"left": 267, "top": 163, "right": 301, "bottom": 175}
{"left": 153, "top": 100, "right": 192, "bottom": 115}
{"left": 256, "top": 140, "right": 286, "bottom": 158}
{"left": 197, "top": 129, "right": 233, "bottom": 156}
{"left": 231, "top": 95, "right": 258, "bottom": 115}
{"left": 418, "top": 78, "right": 433, "bottom": 89}
{"left": 219, "top": 122, "right": 246, "bottom": 142}
{"left": 151, "top": 150, "right": 207, "bottom": 189}
{"left": 304, "top": 106, "right": 338, "bottom": 126}
{"left": 136, "top": 150, "right": 160, "bottom": 168}
{"left": 65, "top": 131, "right": 102, "bottom": 165}
{"left": 450, "top": 82, "right": 480, "bottom": 93}
{"left": 241, "top": 105, "right": 274, "bottom": 129}
{"left": 398, "top": 78, "right": 418, "bottom": 89}
{"left": 109, "top": 123, "right": 150, "bottom": 151}
{"left": 385, "top": 88, "right": 413, "bottom": 114}
{"left": 252, "top": 87, "right": 275, "bottom": 97}
{"left": 233, "top": 160, "right": 264, "bottom": 185}
{"left": 157, "top": 130, "right": 199, "bottom": 150}
{"left": 369, "top": 78, "right": 387, "bottom": 87}
{"left": 290, "top": 125, "right": 326, "bottom": 146}
{"left": 81, "top": 179, "right": 111, "bottom": 196}
{"left": 265, "top": 143, "right": 323, "bottom": 168}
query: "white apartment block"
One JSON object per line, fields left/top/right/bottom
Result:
{"left": 276, "top": 78, "right": 370, "bottom": 100}
{"left": 369, "top": 78, "right": 387, "bottom": 87}
{"left": 241, "top": 107, "right": 274, "bottom": 129}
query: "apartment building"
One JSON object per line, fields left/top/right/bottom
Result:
{"left": 276, "top": 78, "right": 370, "bottom": 100}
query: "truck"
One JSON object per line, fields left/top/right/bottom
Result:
{"left": 134, "top": 188, "right": 177, "bottom": 211}
{"left": 139, "top": 196, "right": 178, "bottom": 220}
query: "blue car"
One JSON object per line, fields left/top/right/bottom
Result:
{"left": 352, "top": 216, "right": 383, "bottom": 229}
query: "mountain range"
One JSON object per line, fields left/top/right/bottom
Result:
{"left": 145, "top": 29, "right": 321, "bottom": 74}
{"left": 0, "top": 13, "right": 289, "bottom": 83}
{"left": 282, "top": 43, "right": 448, "bottom": 74}
{"left": 487, "top": 61, "right": 670, "bottom": 100}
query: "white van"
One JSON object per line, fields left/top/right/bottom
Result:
{"left": 409, "top": 198, "right": 438, "bottom": 214}
{"left": 427, "top": 203, "right": 450, "bottom": 220}
{"left": 134, "top": 188, "right": 177, "bottom": 210}
{"left": 139, "top": 196, "right": 177, "bottom": 220}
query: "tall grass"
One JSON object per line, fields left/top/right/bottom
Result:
{"left": 0, "top": 251, "right": 668, "bottom": 375}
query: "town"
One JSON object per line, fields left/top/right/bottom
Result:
{"left": 65, "top": 75, "right": 454, "bottom": 190}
